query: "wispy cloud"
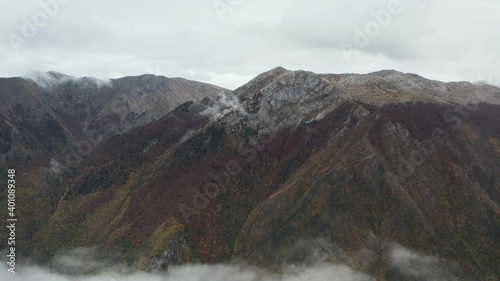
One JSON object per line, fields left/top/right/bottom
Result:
{"left": 389, "top": 243, "right": 465, "bottom": 281}
{"left": 199, "top": 92, "right": 247, "bottom": 119}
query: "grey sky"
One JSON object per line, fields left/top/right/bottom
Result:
{"left": 1, "top": 0, "right": 499, "bottom": 89}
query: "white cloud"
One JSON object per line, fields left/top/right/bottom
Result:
{"left": 26, "top": 71, "right": 112, "bottom": 89}
{"left": 0, "top": 243, "right": 474, "bottom": 281}
{"left": 389, "top": 244, "right": 462, "bottom": 281}
{"left": 0, "top": 262, "right": 372, "bottom": 281}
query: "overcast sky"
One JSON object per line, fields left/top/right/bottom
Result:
{"left": 1, "top": 0, "right": 499, "bottom": 89}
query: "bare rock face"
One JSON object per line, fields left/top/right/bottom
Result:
{"left": 4, "top": 68, "right": 500, "bottom": 281}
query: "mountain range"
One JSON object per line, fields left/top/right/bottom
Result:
{"left": 0, "top": 68, "right": 499, "bottom": 281}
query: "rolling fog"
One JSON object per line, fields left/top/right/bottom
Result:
{"left": 1, "top": 244, "right": 463, "bottom": 281}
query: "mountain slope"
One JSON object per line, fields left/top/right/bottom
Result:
{"left": 0, "top": 72, "right": 228, "bottom": 257}
{"left": 10, "top": 68, "right": 500, "bottom": 280}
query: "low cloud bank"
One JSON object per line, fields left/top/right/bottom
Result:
{"left": 0, "top": 263, "right": 372, "bottom": 281}
{"left": 0, "top": 243, "right": 471, "bottom": 281}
